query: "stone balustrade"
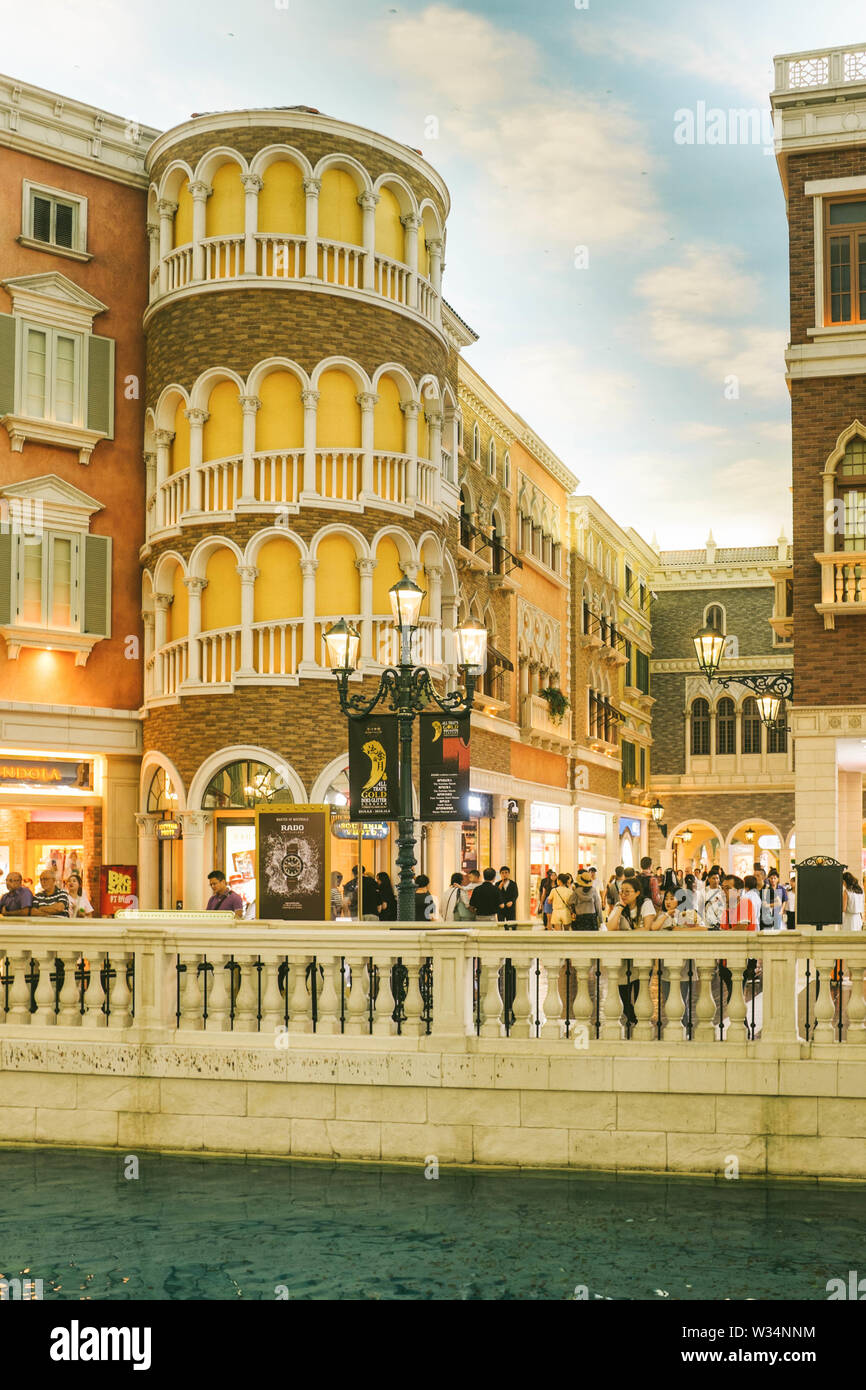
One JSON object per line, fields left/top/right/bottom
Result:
{"left": 0, "top": 922, "right": 862, "bottom": 1050}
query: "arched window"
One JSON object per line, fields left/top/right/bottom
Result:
{"left": 504, "top": 450, "right": 511, "bottom": 490}
{"left": 456, "top": 415, "right": 463, "bottom": 448}
{"left": 768, "top": 703, "right": 788, "bottom": 754}
{"left": 716, "top": 697, "right": 736, "bottom": 755}
{"left": 488, "top": 438, "right": 496, "bottom": 477}
{"left": 146, "top": 767, "right": 179, "bottom": 813}
{"left": 460, "top": 488, "right": 472, "bottom": 548}
{"left": 705, "top": 604, "right": 725, "bottom": 634}
{"left": 582, "top": 597, "right": 590, "bottom": 635}
{"left": 491, "top": 510, "right": 503, "bottom": 575}
{"left": 472, "top": 423, "right": 480, "bottom": 461}
{"left": 836, "top": 435, "right": 866, "bottom": 550}
{"left": 691, "top": 698, "right": 710, "bottom": 756}
{"left": 742, "top": 697, "right": 762, "bottom": 755}
{"left": 202, "top": 759, "right": 292, "bottom": 809}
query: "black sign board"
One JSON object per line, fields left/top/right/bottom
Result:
{"left": 419, "top": 712, "right": 470, "bottom": 821}
{"left": 256, "top": 806, "right": 329, "bottom": 920}
{"left": 348, "top": 716, "right": 400, "bottom": 821}
{"left": 793, "top": 856, "right": 845, "bottom": 929}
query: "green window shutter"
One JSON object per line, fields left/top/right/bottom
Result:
{"left": 83, "top": 534, "right": 112, "bottom": 636}
{"left": 0, "top": 530, "right": 11, "bottom": 625}
{"left": 0, "top": 314, "right": 16, "bottom": 418}
{"left": 87, "top": 335, "right": 114, "bottom": 439}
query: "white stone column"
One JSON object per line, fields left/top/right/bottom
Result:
{"left": 401, "top": 213, "right": 420, "bottom": 308}
{"left": 146, "top": 223, "right": 159, "bottom": 303}
{"left": 235, "top": 564, "right": 259, "bottom": 677}
{"left": 822, "top": 467, "right": 837, "bottom": 553}
{"left": 142, "top": 610, "right": 155, "bottom": 701}
{"left": 443, "top": 409, "right": 458, "bottom": 483}
{"left": 184, "top": 407, "right": 209, "bottom": 514}
{"left": 357, "top": 557, "right": 375, "bottom": 664}
{"left": 427, "top": 410, "right": 443, "bottom": 507}
{"left": 838, "top": 769, "right": 863, "bottom": 882}
{"left": 300, "top": 558, "right": 319, "bottom": 670}
{"left": 402, "top": 400, "right": 419, "bottom": 504}
{"left": 428, "top": 237, "right": 444, "bottom": 324}
{"left": 301, "top": 388, "right": 320, "bottom": 500}
{"left": 241, "top": 173, "right": 263, "bottom": 275}
{"left": 180, "top": 811, "right": 213, "bottom": 911}
{"left": 189, "top": 180, "right": 211, "bottom": 282}
{"left": 426, "top": 564, "right": 443, "bottom": 669}
{"left": 794, "top": 733, "right": 839, "bottom": 862}
{"left": 426, "top": 821, "right": 445, "bottom": 908}
{"left": 238, "top": 394, "right": 262, "bottom": 504}
{"left": 154, "top": 429, "right": 174, "bottom": 532}
{"left": 357, "top": 392, "right": 378, "bottom": 502}
{"left": 157, "top": 200, "right": 177, "bottom": 296}
{"left": 134, "top": 814, "right": 161, "bottom": 909}
{"left": 303, "top": 178, "right": 321, "bottom": 280}
{"left": 358, "top": 191, "right": 379, "bottom": 290}
{"left": 154, "top": 594, "right": 172, "bottom": 695}
{"left": 182, "top": 577, "right": 207, "bottom": 686}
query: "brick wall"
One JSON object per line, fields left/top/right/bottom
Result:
{"left": 649, "top": 791, "right": 794, "bottom": 843}
{"left": 651, "top": 586, "right": 775, "bottom": 662}
{"left": 146, "top": 288, "right": 450, "bottom": 408}
{"left": 649, "top": 673, "right": 685, "bottom": 776}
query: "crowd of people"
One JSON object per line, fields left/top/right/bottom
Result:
{"left": 0, "top": 868, "right": 94, "bottom": 918}
{"left": 327, "top": 864, "right": 520, "bottom": 923}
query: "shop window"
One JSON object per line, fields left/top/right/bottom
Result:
{"left": 742, "top": 697, "right": 762, "bottom": 755}
{"left": 716, "top": 696, "right": 736, "bottom": 756}
{"left": 146, "top": 767, "right": 181, "bottom": 813}
{"left": 202, "top": 759, "right": 293, "bottom": 809}
{"left": 691, "top": 698, "right": 710, "bottom": 756}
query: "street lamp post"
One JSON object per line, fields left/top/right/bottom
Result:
{"left": 324, "top": 580, "right": 487, "bottom": 922}
{"left": 692, "top": 624, "right": 793, "bottom": 730}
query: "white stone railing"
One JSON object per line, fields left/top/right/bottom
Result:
{"left": 202, "top": 233, "right": 244, "bottom": 280}
{"left": 371, "top": 451, "right": 408, "bottom": 505}
{"left": 815, "top": 550, "right": 866, "bottom": 628}
{"left": 159, "top": 636, "right": 188, "bottom": 697}
{"left": 254, "top": 449, "right": 301, "bottom": 505}
{"left": 316, "top": 448, "right": 361, "bottom": 502}
{"left": 522, "top": 692, "right": 571, "bottom": 742}
{"left": 374, "top": 251, "right": 411, "bottom": 303}
{"left": 774, "top": 45, "right": 866, "bottom": 93}
{"left": 255, "top": 233, "right": 306, "bottom": 279}
{"left": 0, "top": 924, "right": 860, "bottom": 1049}
{"left": 199, "top": 628, "right": 241, "bottom": 685}
{"left": 201, "top": 457, "right": 241, "bottom": 513}
{"left": 251, "top": 618, "right": 302, "bottom": 677}
{"left": 159, "top": 469, "right": 189, "bottom": 531}
{"left": 164, "top": 244, "right": 193, "bottom": 292}
{"left": 317, "top": 237, "right": 364, "bottom": 290}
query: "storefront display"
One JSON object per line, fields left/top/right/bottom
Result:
{"left": 461, "top": 791, "right": 493, "bottom": 873}
{"left": 530, "top": 803, "right": 561, "bottom": 915}
{"left": 578, "top": 808, "right": 606, "bottom": 869}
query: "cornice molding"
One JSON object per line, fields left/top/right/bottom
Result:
{"left": 650, "top": 654, "right": 794, "bottom": 675}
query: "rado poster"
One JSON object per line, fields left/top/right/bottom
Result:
{"left": 348, "top": 715, "right": 400, "bottom": 821}
{"left": 419, "top": 712, "right": 470, "bottom": 821}
{"left": 255, "top": 805, "right": 330, "bottom": 921}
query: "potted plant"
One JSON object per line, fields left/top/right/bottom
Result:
{"left": 538, "top": 686, "right": 570, "bottom": 724}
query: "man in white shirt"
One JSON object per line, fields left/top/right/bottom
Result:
{"left": 703, "top": 870, "right": 725, "bottom": 930}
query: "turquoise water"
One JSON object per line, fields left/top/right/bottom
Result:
{"left": 0, "top": 1147, "right": 860, "bottom": 1301}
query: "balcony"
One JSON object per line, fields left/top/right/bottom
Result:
{"left": 774, "top": 44, "right": 866, "bottom": 94}
{"left": 150, "top": 232, "right": 443, "bottom": 335}
{"left": 521, "top": 693, "right": 572, "bottom": 751}
{"left": 815, "top": 550, "right": 866, "bottom": 629}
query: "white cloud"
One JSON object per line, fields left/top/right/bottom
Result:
{"left": 635, "top": 245, "right": 788, "bottom": 400}
{"left": 382, "top": 5, "right": 666, "bottom": 250}
{"left": 576, "top": 18, "right": 772, "bottom": 107}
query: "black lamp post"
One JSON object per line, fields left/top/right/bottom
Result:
{"left": 692, "top": 624, "right": 793, "bottom": 729}
{"left": 325, "top": 581, "right": 487, "bottom": 922}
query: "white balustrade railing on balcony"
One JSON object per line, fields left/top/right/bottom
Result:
{"left": 817, "top": 551, "right": 866, "bottom": 607}
{"left": 417, "top": 274, "right": 435, "bottom": 320}
{"left": 160, "top": 470, "right": 189, "bottom": 530}
{"left": 0, "top": 925, "right": 862, "bottom": 1049}
{"left": 775, "top": 45, "right": 866, "bottom": 93}
{"left": 522, "top": 692, "right": 570, "bottom": 740}
{"left": 318, "top": 238, "right": 363, "bottom": 289}
{"left": 316, "top": 449, "right": 361, "bottom": 502}
{"left": 255, "top": 233, "right": 305, "bottom": 279}
{"left": 254, "top": 450, "right": 301, "bottom": 505}
{"left": 418, "top": 459, "right": 437, "bottom": 509}
{"left": 164, "top": 244, "right": 194, "bottom": 292}
{"left": 374, "top": 253, "right": 411, "bottom": 304}
{"left": 201, "top": 458, "right": 241, "bottom": 513}
{"left": 202, "top": 233, "right": 244, "bottom": 280}
{"left": 199, "top": 628, "right": 240, "bottom": 686}
{"left": 159, "top": 637, "right": 189, "bottom": 698}
{"left": 252, "top": 618, "right": 301, "bottom": 677}
{"left": 371, "top": 616, "right": 443, "bottom": 669}
{"left": 372, "top": 452, "right": 408, "bottom": 505}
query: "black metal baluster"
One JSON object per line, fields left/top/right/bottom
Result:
{"left": 564, "top": 958, "right": 573, "bottom": 1040}
{"left": 256, "top": 956, "right": 264, "bottom": 1032}
{"left": 368, "top": 956, "right": 375, "bottom": 1034}
{"left": 312, "top": 956, "right": 320, "bottom": 1033}
{"left": 101, "top": 954, "right": 116, "bottom": 1020}
{"left": 474, "top": 957, "right": 481, "bottom": 1036}
{"left": 0, "top": 954, "right": 12, "bottom": 1019}
{"left": 176, "top": 954, "right": 183, "bottom": 1028}
{"left": 201, "top": 957, "right": 209, "bottom": 1026}
{"left": 129, "top": 956, "right": 135, "bottom": 1019}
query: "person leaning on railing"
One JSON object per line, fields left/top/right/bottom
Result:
{"left": 605, "top": 878, "right": 655, "bottom": 1026}
{"left": 648, "top": 886, "right": 707, "bottom": 1026}
{"left": 0, "top": 872, "right": 34, "bottom": 916}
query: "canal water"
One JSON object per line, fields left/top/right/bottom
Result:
{"left": 0, "top": 1147, "right": 860, "bottom": 1300}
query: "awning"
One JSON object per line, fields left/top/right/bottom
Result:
{"left": 487, "top": 644, "right": 514, "bottom": 672}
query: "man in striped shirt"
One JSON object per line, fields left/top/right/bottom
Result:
{"left": 31, "top": 870, "right": 71, "bottom": 917}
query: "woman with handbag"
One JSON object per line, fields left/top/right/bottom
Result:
{"left": 549, "top": 873, "right": 576, "bottom": 929}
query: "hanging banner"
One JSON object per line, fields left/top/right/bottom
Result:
{"left": 348, "top": 715, "right": 400, "bottom": 821}
{"left": 256, "top": 805, "right": 330, "bottom": 921}
{"left": 419, "top": 712, "right": 470, "bottom": 821}
{"left": 99, "top": 865, "right": 138, "bottom": 918}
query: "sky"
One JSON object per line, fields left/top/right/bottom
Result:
{"left": 8, "top": 0, "right": 866, "bottom": 546}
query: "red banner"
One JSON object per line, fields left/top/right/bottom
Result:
{"left": 99, "top": 865, "right": 138, "bottom": 917}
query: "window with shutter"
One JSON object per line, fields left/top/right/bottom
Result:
{"left": 87, "top": 335, "right": 114, "bottom": 439}
{"left": 0, "top": 531, "right": 12, "bottom": 626}
{"left": 0, "top": 313, "right": 16, "bottom": 417}
{"left": 83, "top": 534, "right": 112, "bottom": 637}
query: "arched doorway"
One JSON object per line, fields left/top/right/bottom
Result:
{"left": 203, "top": 757, "right": 295, "bottom": 916}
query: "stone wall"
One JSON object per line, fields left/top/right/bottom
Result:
{"left": 1, "top": 1038, "right": 862, "bottom": 1179}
